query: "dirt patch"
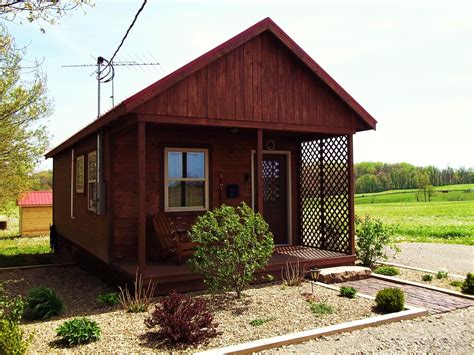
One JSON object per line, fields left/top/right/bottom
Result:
{"left": 2, "top": 266, "right": 378, "bottom": 352}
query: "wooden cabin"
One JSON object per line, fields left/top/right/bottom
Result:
{"left": 46, "top": 18, "right": 377, "bottom": 292}
{"left": 17, "top": 191, "right": 53, "bottom": 237}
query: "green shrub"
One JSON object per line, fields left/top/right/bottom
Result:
{"left": 450, "top": 280, "right": 464, "bottom": 288}
{"left": 249, "top": 317, "right": 275, "bottom": 326}
{"left": 310, "top": 303, "right": 334, "bottom": 316}
{"left": 0, "top": 319, "right": 31, "bottom": 355}
{"left": 56, "top": 318, "right": 101, "bottom": 346}
{"left": 436, "top": 271, "right": 448, "bottom": 279}
{"left": 339, "top": 286, "right": 357, "bottom": 298}
{"left": 355, "top": 215, "right": 399, "bottom": 267}
{"left": 189, "top": 203, "right": 274, "bottom": 298}
{"left": 23, "top": 287, "right": 63, "bottom": 320}
{"left": 0, "top": 282, "right": 31, "bottom": 354}
{"left": 0, "top": 282, "right": 24, "bottom": 323}
{"left": 375, "top": 288, "right": 404, "bottom": 313}
{"left": 421, "top": 274, "right": 433, "bottom": 282}
{"left": 373, "top": 266, "right": 400, "bottom": 276}
{"left": 461, "top": 273, "right": 474, "bottom": 295}
{"left": 96, "top": 292, "right": 119, "bottom": 306}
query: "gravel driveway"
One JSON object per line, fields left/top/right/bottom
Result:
{"left": 387, "top": 242, "right": 474, "bottom": 275}
{"left": 263, "top": 306, "right": 474, "bottom": 353}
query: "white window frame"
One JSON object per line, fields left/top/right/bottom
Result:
{"left": 164, "top": 148, "right": 209, "bottom": 212}
{"left": 87, "top": 151, "right": 97, "bottom": 212}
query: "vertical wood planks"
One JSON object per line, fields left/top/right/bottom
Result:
{"left": 137, "top": 122, "right": 146, "bottom": 272}
{"left": 131, "top": 31, "right": 362, "bottom": 131}
{"left": 252, "top": 36, "right": 262, "bottom": 121}
{"left": 244, "top": 41, "right": 253, "bottom": 120}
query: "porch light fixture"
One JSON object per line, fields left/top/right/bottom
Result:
{"left": 229, "top": 128, "right": 240, "bottom": 135}
{"left": 309, "top": 268, "right": 320, "bottom": 293}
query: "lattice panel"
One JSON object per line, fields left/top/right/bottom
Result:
{"left": 263, "top": 160, "right": 281, "bottom": 202}
{"left": 299, "top": 135, "right": 350, "bottom": 253}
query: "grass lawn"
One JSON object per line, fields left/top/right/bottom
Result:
{"left": 355, "top": 184, "right": 474, "bottom": 245}
{"left": 0, "top": 236, "right": 54, "bottom": 267}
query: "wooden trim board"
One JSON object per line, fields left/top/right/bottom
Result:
{"left": 197, "top": 305, "right": 427, "bottom": 355}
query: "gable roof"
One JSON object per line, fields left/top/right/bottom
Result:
{"left": 17, "top": 190, "right": 53, "bottom": 207}
{"left": 46, "top": 17, "right": 376, "bottom": 158}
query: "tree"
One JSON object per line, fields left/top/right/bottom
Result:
{"left": 31, "top": 170, "right": 52, "bottom": 190}
{"left": 0, "top": 25, "right": 51, "bottom": 209}
{"left": 0, "top": 1, "right": 93, "bottom": 33}
{"left": 189, "top": 203, "right": 274, "bottom": 298}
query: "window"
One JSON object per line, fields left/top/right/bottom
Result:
{"left": 164, "top": 148, "right": 208, "bottom": 212}
{"left": 76, "top": 155, "right": 84, "bottom": 193}
{"left": 88, "top": 151, "right": 97, "bottom": 211}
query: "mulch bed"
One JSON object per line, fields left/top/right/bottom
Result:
{"left": 2, "top": 266, "right": 378, "bottom": 353}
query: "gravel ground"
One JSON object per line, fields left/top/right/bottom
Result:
{"left": 1, "top": 266, "right": 377, "bottom": 353}
{"left": 264, "top": 306, "right": 474, "bottom": 354}
{"left": 387, "top": 242, "right": 474, "bottom": 275}
{"left": 376, "top": 266, "right": 465, "bottom": 292}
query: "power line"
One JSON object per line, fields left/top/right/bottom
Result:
{"left": 109, "top": 0, "right": 148, "bottom": 65}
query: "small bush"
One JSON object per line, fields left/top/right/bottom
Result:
{"left": 421, "top": 274, "right": 433, "bottom": 282}
{"left": 23, "top": 287, "right": 63, "bottom": 320}
{"left": 375, "top": 288, "right": 404, "bottom": 313}
{"left": 339, "top": 286, "right": 357, "bottom": 298}
{"left": 461, "top": 273, "right": 474, "bottom": 295}
{"left": 436, "top": 271, "right": 448, "bottom": 279}
{"left": 56, "top": 317, "right": 101, "bottom": 346}
{"left": 145, "top": 291, "right": 219, "bottom": 345}
{"left": 96, "top": 292, "right": 119, "bottom": 306}
{"left": 355, "top": 215, "right": 399, "bottom": 267}
{"left": 0, "top": 319, "right": 31, "bottom": 355}
{"left": 0, "top": 282, "right": 31, "bottom": 354}
{"left": 310, "top": 303, "right": 334, "bottom": 316}
{"left": 118, "top": 269, "right": 156, "bottom": 313}
{"left": 373, "top": 266, "right": 400, "bottom": 276}
{"left": 282, "top": 260, "right": 308, "bottom": 286}
{"left": 249, "top": 317, "right": 275, "bottom": 326}
{"left": 0, "top": 282, "right": 24, "bottom": 323}
{"left": 189, "top": 203, "right": 274, "bottom": 298}
{"left": 450, "top": 280, "right": 464, "bottom": 288}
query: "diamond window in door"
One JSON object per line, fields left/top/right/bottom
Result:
{"left": 263, "top": 160, "right": 280, "bottom": 202}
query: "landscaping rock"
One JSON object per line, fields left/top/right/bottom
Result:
{"left": 317, "top": 266, "right": 372, "bottom": 284}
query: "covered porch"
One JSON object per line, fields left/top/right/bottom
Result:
{"left": 119, "top": 245, "right": 354, "bottom": 293}
{"left": 111, "top": 120, "right": 356, "bottom": 289}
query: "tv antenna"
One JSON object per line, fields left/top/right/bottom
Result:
{"left": 61, "top": 57, "right": 160, "bottom": 117}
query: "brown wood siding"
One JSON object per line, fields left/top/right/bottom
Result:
{"left": 110, "top": 124, "right": 302, "bottom": 260}
{"left": 133, "top": 32, "right": 361, "bottom": 130}
{"left": 52, "top": 135, "right": 109, "bottom": 261}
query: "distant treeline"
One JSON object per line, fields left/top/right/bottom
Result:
{"left": 355, "top": 162, "right": 474, "bottom": 193}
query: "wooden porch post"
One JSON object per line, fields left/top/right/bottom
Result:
{"left": 256, "top": 129, "right": 264, "bottom": 215}
{"left": 137, "top": 122, "right": 146, "bottom": 272}
{"left": 348, "top": 134, "right": 355, "bottom": 255}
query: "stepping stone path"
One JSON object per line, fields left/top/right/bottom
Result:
{"left": 340, "top": 277, "right": 474, "bottom": 314}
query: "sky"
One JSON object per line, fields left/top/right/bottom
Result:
{"left": 5, "top": 0, "right": 473, "bottom": 169}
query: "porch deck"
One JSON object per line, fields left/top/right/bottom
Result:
{"left": 118, "top": 246, "right": 355, "bottom": 294}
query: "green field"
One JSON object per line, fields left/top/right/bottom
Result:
{"left": 356, "top": 184, "right": 474, "bottom": 245}
{"left": 0, "top": 236, "right": 53, "bottom": 267}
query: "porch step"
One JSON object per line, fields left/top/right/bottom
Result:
{"left": 317, "top": 266, "right": 372, "bottom": 284}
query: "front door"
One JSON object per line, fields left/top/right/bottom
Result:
{"left": 262, "top": 153, "right": 289, "bottom": 245}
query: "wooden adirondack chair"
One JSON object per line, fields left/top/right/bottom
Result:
{"left": 152, "top": 212, "right": 197, "bottom": 265}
